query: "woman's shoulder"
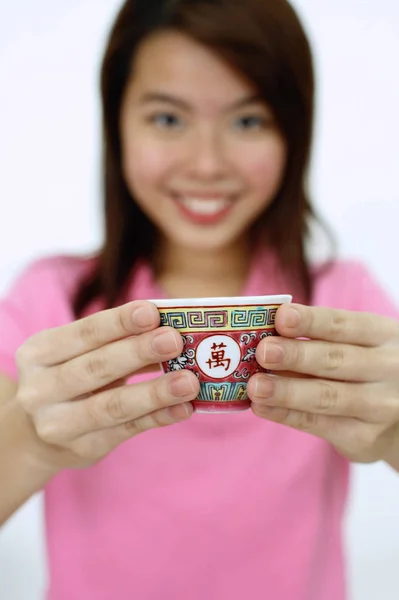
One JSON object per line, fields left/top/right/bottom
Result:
{"left": 9, "top": 252, "right": 97, "bottom": 295}
{"left": 21, "top": 251, "right": 96, "bottom": 276}
{"left": 0, "top": 254, "right": 100, "bottom": 379}
{"left": 311, "top": 257, "right": 398, "bottom": 317}
{"left": 311, "top": 257, "right": 367, "bottom": 285}
{"left": 1, "top": 253, "right": 99, "bottom": 329}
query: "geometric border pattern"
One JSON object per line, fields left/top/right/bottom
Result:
{"left": 159, "top": 305, "right": 278, "bottom": 332}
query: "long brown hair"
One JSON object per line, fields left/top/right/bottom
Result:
{"left": 73, "top": 0, "right": 333, "bottom": 318}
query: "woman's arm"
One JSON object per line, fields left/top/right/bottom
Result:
{"left": 0, "top": 374, "right": 59, "bottom": 526}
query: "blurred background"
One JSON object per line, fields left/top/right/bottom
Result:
{"left": 0, "top": 1, "right": 398, "bottom": 598}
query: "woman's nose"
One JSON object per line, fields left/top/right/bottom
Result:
{"left": 185, "top": 129, "right": 229, "bottom": 181}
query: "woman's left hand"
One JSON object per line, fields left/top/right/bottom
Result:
{"left": 247, "top": 304, "right": 399, "bottom": 467}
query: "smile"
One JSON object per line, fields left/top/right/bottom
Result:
{"left": 171, "top": 193, "right": 236, "bottom": 224}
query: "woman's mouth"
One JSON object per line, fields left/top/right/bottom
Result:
{"left": 171, "top": 193, "right": 236, "bottom": 224}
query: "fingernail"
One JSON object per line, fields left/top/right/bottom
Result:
{"left": 133, "top": 304, "right": 158, "bottom": 328}
{"left": 152, "top": 329, "right": 180, "bottom": 355}
{"left": 168, "top": 403, "right": 193, "bottom": 421}
{"left": 255, "top": 377, "right": 274, "bottom": 398}
{"left": 169, "top": 373, "right": 197, "bottom": 397}
{"left": 263, "top": 342, "right": 284, "bottom": 364}
{"left": 254, "top": 376, "right": 275, "bottom": 400}
{"left": 284, "top": 307, "right": 301, "bottom": 328}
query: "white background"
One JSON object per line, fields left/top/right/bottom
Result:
{"left": 0, "top": 1, "right": 398, "bottom": 599}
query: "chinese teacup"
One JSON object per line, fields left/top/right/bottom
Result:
{"left": 150, "top": 295, "right": 292, "bottom": 413}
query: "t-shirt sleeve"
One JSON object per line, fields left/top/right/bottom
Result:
{"left": 0, "top": 258, "right": 75, "bottom": 381}
{"left": 350, "top": 262, "right": 399, "bottom": 319}
{"left": 314, "top": 260, "right": 399, "bottom": 320}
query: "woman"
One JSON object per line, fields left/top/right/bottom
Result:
{"left": 0, "top": 1, "right": 398, "bottom": 599}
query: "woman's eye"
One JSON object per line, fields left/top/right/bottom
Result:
{"left": 150, "top": 113, "right": 182, "bottom": 129}
{"left": 234, "top": 115, "right": 266, "bottom": 130}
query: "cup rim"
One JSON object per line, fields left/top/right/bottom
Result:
{"left": 149, "top": 294, "right": 292, "bottom": 308}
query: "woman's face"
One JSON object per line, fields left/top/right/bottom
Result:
{"left": 120, "top": 31, "right": 287, "bottom": 254}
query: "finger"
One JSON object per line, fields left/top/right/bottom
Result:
{"left": 70, "top": 401, "right": 194, "bottom": 462}
{"left": 35, "top": 370, "right": 199, "bottom": 442}
{"left": 250, "top": 403, "right": 385, "bottom": 463}
{"left": 75, "top": 376, "right": 129, "bottom": 400}
{"left": 248, "top": 373, "right": 398, "bottom": 423}
{"left": 275, "top": 304, "right": 399, "bottom": 347}
{"left": 35, "top": 326, "right": 185, "bottom": 404}
{"left": 251, "top": 401, "right": 348, "bottom": 440}
{"left": 20, "top": 300, "right": 161, "bottom": 367}
{"left": 256, "top": 337, "right": 393, "bottom": 382}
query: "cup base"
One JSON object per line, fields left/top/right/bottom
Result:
{"left": 193, "top": 400, "right": 250, "bottom": 413}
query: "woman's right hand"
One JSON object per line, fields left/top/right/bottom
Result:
{"left": 14, "top": 300, "right": 200, "bottom": 472}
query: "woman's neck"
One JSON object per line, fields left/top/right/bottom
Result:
{"left": 154, "top": 236, "right": 252, "bottom": 299}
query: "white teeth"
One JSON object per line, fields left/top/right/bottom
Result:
{"left": 178, "top": 197, "right": 231, "bottom": 216}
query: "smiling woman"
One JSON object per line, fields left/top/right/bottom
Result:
{"left": 0, "top": 2, "right": 399, "bottom": 600}
{"left": 74, "top": 0, "right": 319, "bottom": 313}
{"left": 119, "top": 31, "right": 287, "bottom": 274}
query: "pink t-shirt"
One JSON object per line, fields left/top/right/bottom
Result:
{"left": 1, "top": 251, "right": 398, "bottom": 600}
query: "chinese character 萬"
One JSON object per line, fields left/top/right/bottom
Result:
{"left": 206, "top": 343, "right": 231, "bottom": 371}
